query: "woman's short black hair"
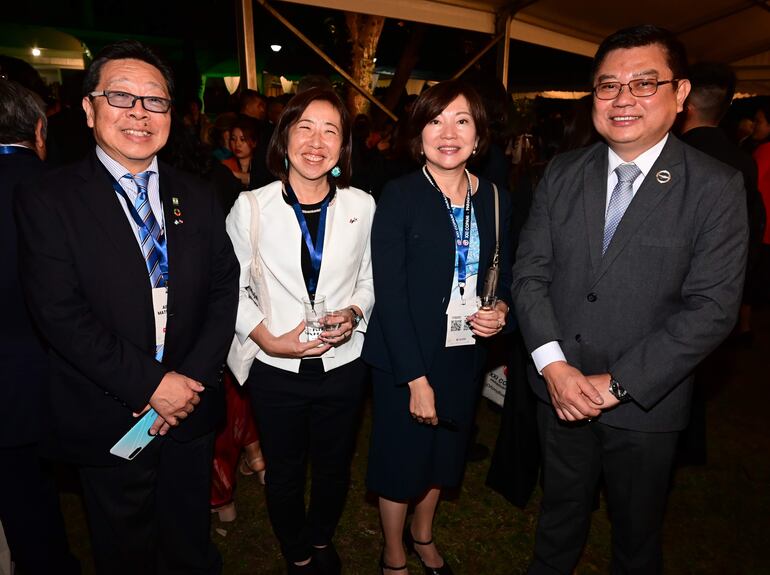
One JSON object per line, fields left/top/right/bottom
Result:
{"left": 405, "top": 79, "right": 489, "bottom": 163}
{"left": 266, "top": 87, "right": 352, "bottom": 189}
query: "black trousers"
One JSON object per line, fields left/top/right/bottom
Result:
{"left": 528, "top": 401, "right": 679, "bottom": 575}
{"left": 78, "top": 431, "right": 221, "bottom": 575}
{"left": 0, "top": 443, "right": 80, "bottom": 575}
{"left": 248, "top": 358, "right": 367, "bottom": 563}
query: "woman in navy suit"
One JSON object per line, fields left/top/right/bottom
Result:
{"left": 363, "top": 80, "right": 513, "bottom": 575}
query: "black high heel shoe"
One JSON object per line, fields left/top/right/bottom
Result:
{"left": 403, "top": 528, "right": 454, "bottom": 575}
{"left": 379, "top": 551, "right": 407, "bottom": 574}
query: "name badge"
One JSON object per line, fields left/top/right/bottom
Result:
{"left": 445, "top": 274, "right": 478, "bottom": 347}
{"left": 152, "top": 287, "right": 168, "bottom": 346}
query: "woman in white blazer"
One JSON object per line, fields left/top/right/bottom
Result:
{"left": 225, "top": 87, "right": 375, "bottom": 575}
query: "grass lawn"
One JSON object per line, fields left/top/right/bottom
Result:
{"left": 60, "top": 309, "right": 770, "bottom": 574}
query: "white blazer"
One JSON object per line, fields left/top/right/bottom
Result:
{"left": 226, "top": 180, "right": 375, "bottom": 373}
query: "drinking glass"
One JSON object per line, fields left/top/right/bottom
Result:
{"left": 323, "top": 310, "right": 343, "bottom": 331}
{"left": 302, "top": 294, "right": 326, "bottom": 341}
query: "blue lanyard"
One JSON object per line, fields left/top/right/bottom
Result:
{"left": 284, "top": 182, "right": 330, "bottom": 298}
{"left": 422, "top": 166, "right": 472, "bottom": 297}
{"left": 0, "top": 145, "right": 35, "bottom": 156}
{"left": 110, "top": 177, "right": 169, "bottom": 287}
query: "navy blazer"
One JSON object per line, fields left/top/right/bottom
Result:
{"left": 2, "top": 150, "right": 49, "bottom": 447}
{"left": 362, "top": 169, "right": 513, "bottom": 385}
{"left": 513, "top": 136, "right": 748, "bottom": 432}
{"left": 14, "top": 152, "right": 239, "bottom": 464}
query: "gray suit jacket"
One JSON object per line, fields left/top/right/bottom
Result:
{"left": 512, "top": 135, "right": 748, "bottom": 432}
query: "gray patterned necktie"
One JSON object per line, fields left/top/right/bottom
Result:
{"left": 603, "top": 163, "right": 641, "bottom": 254}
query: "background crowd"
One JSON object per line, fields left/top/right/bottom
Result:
{"left": 1, "top": 23, "right": 769, "bottom": 575}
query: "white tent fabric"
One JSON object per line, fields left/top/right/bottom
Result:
{"left": 280, "top": 0, "right": 770, "bottom": 93}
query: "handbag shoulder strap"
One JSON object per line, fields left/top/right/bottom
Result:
{"left": 244, "top": 191, "right": 261, "bottom": 283}
{"left": 491, "top": 182, "right": 500, "bottom": 265}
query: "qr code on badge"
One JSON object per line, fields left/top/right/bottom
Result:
{"left": 450, "top": 319, "right": 464, "bottom": 332}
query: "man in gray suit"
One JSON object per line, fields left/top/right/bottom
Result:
{"left": 513, "top": 25, "right": 748, "bottom": 574}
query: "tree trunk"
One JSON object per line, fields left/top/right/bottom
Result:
{"left": 373, "top": 23, "right": 425, "bottom": 128}
{"left": 345, "top": 12, "right": 385, "bottom": 117}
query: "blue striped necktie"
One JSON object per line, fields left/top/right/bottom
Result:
{"left": 126, "top": 171, "right": 166, "bottom": 287}
{"left": 603, "top": 163, "right": 641, "bottom": 255}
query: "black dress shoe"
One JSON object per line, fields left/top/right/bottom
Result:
{"left": 286, "top": 559, "right": 320, "bottom": 574}
{"left": 403, "top": 528, "right": 454, "bottom": 575}
{"left": 312, "top": 543, "right": 342, "bottom": 575}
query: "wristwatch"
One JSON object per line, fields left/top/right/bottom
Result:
{"left": 348, "top": 307, "right": 363, "bottom": 328}
{"left": 608, "top": 375, "right": 631, "bottom": 403}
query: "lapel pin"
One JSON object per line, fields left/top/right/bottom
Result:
{"left": 173, "top": 208, "right": 182, "bottom": 217}
{"left": 655, "top": 170, "right": 671, "bottom": 184}
{"left": 349, "top": 217, "right": 358, "bottom": 224}
{"left": 172, "top": 197, "right": 180, "bottom": 206}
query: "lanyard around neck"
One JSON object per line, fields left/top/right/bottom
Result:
{"left": 0, "top": 145, "right": 35, "bottom": 156}
{"left": 422, "top": 165, "right": 472, "bottom": 297}
{"left": 110, "top": 176, "right": 169, "bottom": 286}
{"left": 284, "top": 182, "right": 331, "bottom": 298}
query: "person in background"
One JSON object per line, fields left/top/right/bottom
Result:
{"left": 1, "top": 78, "right": 80, "bottom": 575}
{"left": 157, "top": 113, "right": 264, "bottom": 522}
{"left": 363, "top": 80, "right": 512, "bottom": 575}
{"left": 226, "top": 86, "right": 375, "bottom": 575}
{"left": 513, "top": 25, "right": 748, "bottom": 574}
{"left": 752, "top": 97, "right": 770, "bottom": 305}
{"left": 14, "top": 40, "right": 239, "bottom": 574}
{"left": 268, "top": 94, "right": 290, "bottom": 127}
{"left": 182, "top": 95, "right": 210, "bottom": 145}
{"left": 210, "top": 112, "right": 237, "bottom": 162}
{"left": 222, "top": 114, "right": 260, "bottom": 189}
{"left": 741, "top": 96, "right": 770, "bottom": 154}
{"left": 239, "top": 89, "right": 273, "bottom": 189}
{"left": 680, "top": 62, "right": 765, "bottom": 345}
{"left": 240, "top": 89, "right": 268, "bottom": 122}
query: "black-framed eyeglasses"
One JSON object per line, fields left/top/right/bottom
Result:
{"left": 593, "top": 79, "right": 678, "bottom": 100}
{"left": 89, "top": 90, "right": 172, "bottom": 113}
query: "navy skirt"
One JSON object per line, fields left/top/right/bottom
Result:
{"left": 366, "top": 343, "right": 481, "bottom": 501}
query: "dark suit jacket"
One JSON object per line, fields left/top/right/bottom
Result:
{"left": 1, "top": 149, "right": 49, "bottom": 447}
{"left": 512, "top": 135, "right": 749, "bottom": 432}
{"left": 362, "top": 169, "right": 513, "bottom": 384}
{"left": 14, "top": 151, "right": 239, "bottom": 464}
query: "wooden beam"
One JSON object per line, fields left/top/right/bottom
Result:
{"left": 257, "top": 0, "right": 398, "bottom": 121}
{"left": 236, "top": 0, "right": 259, "bottom": 91}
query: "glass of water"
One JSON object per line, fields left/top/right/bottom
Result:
{"left": 323, "top": 310, "right": 343, "bottom": 331}
{"left": 302, "top": 294, "right": 326, "bottom": 341}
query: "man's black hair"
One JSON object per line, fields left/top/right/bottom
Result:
{"left": 592, "top": 25, "right": 689, "bottom": 82}
{"left": 83, "top": 40, "right": 174, "bottom": 99}
{"left": 0, "top": 79, "right": 46, "bottom": 144}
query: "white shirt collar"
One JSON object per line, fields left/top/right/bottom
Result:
{"left": 607, "top": 133, "right": 669, "bottom": 179}
{"left": 95, "top": 145, "right": 159, "bottom": 185}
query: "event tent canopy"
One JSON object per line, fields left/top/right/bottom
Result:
{"left": 280, "top": 0, "right": 770, "bottom": 93}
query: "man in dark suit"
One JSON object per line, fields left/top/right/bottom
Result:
{"left": 14, "top": 41, "right": 238, "bottom": 574}
{"left": 1, "top": 79, "right": 80, "bottom": 575}
{"left": 513, "top": 26, "right": 749, "bottom": 574}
